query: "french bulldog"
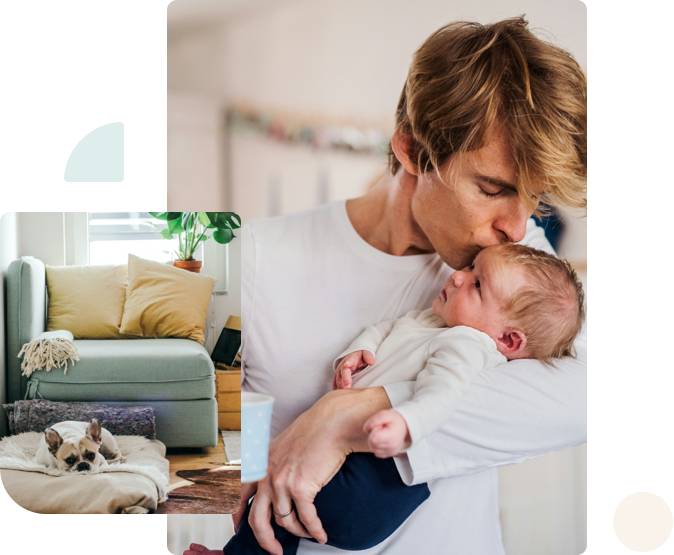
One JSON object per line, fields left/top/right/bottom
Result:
{"left": 33, "top": 419, "right": 125, "bottom": 472}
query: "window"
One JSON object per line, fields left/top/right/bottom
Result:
{"left": 88, "top": 212, "right": 184, "bottom": 265}
{"left": 83, "top": 212, "right": 229, "bottom": 293}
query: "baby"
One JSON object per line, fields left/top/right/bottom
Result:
{"left": 226, "top": 243, "right": 585, "bottom": 555}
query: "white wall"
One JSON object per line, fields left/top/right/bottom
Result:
{"left": 206, "top": 235, "right": 241, "bottom": 355}
{"left": 168, "top": 93, "right": 227, "bottom": 211}
{"left": 18, "top": 212, "right": 66, "bottom": 265}
{"left": 217, "top": 0, "right": 585, "bottom": 120}
{"left": 168, "top": 0, "right": 586, "bottom": 111}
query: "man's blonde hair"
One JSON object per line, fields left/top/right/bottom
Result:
{"left": 387, "top": 17, "right": 587, "bottom": 215}
{"left": 491, "top": 244, "right": 585, "bottom": 365}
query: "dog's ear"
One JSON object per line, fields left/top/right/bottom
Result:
{"left": 44, "top": 428, "right": 63, "bottom": 456}
{"left": 86, "top": 419, "right": 102, "bottom": 445}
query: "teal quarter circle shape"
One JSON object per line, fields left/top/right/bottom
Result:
{"left": 64, "top": 122, "right": 124, "bottom": 182}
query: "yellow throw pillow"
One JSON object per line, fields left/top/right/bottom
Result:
{"left": 46, "top": 264, "right": 128, "bottom": 339}
{"left": 120, "top": 254, "right": 215, "bottom": 345}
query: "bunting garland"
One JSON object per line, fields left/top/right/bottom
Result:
{"left": 227, "top": 106, "right": 392, "bottom": 156}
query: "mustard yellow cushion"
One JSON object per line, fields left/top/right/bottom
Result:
{"left": 120, "top": 254, "right": 215, "bottom": 345}
{"left": 46, "top": 265, "right": 128, "bottom": 339}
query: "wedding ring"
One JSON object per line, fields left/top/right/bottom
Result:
{"left": 273, "top": 506, "right": 294, "bottom": 519}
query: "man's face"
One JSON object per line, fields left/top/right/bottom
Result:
{"left": 410, "top": 125, "right": 538, "bottom": 270}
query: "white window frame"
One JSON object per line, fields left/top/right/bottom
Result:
{"left": 66, "top": 212, "right": 229, "bottom": 294}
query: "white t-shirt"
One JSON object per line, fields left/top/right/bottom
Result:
{"left": 242, "top": 200, "right": 587, "bottom": 555}
{"left": 335, "top": 308, "right": 507, "bottom": 446}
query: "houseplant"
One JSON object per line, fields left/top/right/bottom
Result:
{"left": 148, "top": 212, "right": 241, "bottom": 273}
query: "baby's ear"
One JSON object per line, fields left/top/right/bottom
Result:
{"left": 495, "top": 329, "right": 528, "bottom": 359}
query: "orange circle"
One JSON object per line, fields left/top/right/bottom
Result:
{"left": 614, "top": 493, "right": 673, "bottom": 551}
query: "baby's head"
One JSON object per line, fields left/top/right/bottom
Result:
{"left": 432, "top": 244, "right": 585, "bottom": 364}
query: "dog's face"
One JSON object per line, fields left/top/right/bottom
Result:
{"left": 44, "top": 419, "right": 104, "bottom": 472}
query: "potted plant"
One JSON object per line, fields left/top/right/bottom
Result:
{"left": 148, "top": 212, "right": 241, "bottom": 273}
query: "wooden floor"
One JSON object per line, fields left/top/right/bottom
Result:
{"left": 165, "top": 432, "right": 241, "bottom": 492}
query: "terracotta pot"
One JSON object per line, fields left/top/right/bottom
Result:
{"left": 173, "top": 259, "right": 202, "bottom": 273}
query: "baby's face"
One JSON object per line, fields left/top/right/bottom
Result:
{"left": 432, "top": 247, "right": 525, "bottom": 337}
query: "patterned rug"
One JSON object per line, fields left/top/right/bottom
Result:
{"left": 155, "top": 467, "right": 241, "bottom": 514}
{"left": 221, "top": 430, "right": 241, "bottom": 465}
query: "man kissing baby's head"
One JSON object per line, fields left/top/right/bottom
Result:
{"left": 432, "top": 243, "right": 585, "bottom": 364}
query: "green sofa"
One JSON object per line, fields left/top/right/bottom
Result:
{"left": 5, "top": 256, "right": 218, "bottom": 448}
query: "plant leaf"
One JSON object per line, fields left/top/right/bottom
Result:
{"left": 205, "top": 212, "right": 220, "bottom": 229}
{"left": 181, "top": 212, "right": 193, "bottom": 232}
{"left": 213, "top": 228, "right": 235, "bottom": 244}
{"left": 198, "top": 212, "right": 211, "bottom": 226}
{"left": 166, "top": 212, "right": 182, "bottom": 221}
{"left": 167, "top": 218, "right": 184, "bottom": 234}
{"left": 149, "top": 212, "right": 168, "bottom": 220}
{"left": 160, "top": 228, "right": 174, "bottom": 240}
{"left": 223, "top": 212, "right": 242, "bottom": 228}
{"left": 206, "top": 212, "right": 242, "bottom": 230}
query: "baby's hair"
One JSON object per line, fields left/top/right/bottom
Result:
{"left": 490, "top": 243, "right": 585, "bottom": 365}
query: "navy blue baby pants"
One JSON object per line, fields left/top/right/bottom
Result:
{"left": 224, "top": 452, "right": 430, "bottom": 554}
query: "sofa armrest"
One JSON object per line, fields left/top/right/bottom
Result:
{"left": 6, "top": 257, "right": 47, "bottom": 403}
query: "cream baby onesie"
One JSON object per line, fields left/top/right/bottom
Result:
{"left": 334, "top": 308, "right": 507, "bottom": 446}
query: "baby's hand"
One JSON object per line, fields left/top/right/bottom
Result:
{"left": 363, "top": 410, "right": 410, "bottom": 458}
{"left": 332, "top": 350, "right": 375, "bottom": 390}
{"left": 183, "top": 544, "right": 223, "bottom": 555}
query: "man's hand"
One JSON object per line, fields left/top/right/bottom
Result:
{"left": 363, "top": 409, "right": 410, "bottom": 458}
{"left": 332, "top": 350, "right": 375, "bottom": 390}
{"left": 248, "top": 387, "right": 391, "bottom": 555}
{"left": 232, "top": 481, "right": 258, "bottom": 532}
{"left": 183, "top": 544, "right": 223, "bottom": 555}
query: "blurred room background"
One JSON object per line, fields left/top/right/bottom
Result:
{"left": 167, "top": 1, "right": 587, "bottom": 553}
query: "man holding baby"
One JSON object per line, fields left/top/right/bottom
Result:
{"left": 188, "top": 15, "right": 586, "bottom": 555}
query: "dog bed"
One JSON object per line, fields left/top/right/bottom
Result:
{"left": 0, "top": 432, "right": 169, "bottom": 513}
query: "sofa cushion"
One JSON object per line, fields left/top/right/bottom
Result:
{"left": 120, "top": 254, "right": 215, "bottom": 345}
{"left": 46, "top": 264, "right": 128, "bottom": 339}
{"left": 23, "top": 339, "right": 215, "bottom": 402}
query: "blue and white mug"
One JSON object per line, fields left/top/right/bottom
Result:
{"left": 241, "top": 391, "right": 275, "bottom": 483}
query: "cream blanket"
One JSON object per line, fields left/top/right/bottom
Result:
{"left": 0, "top": 432, "right": 169, "bottom": 514}
{"left": 17, "top": 330, "right": 79, "bottom": 377}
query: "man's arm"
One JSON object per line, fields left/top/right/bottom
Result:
{"left": 247, "top": 387, "right": 392, "bottom": 555}
{"left": 320, "top": 389, "right": 392, "bottom": 452}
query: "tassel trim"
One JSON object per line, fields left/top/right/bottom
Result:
{"left": 17, "top": 338, "right": 80, "bottom": 377}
